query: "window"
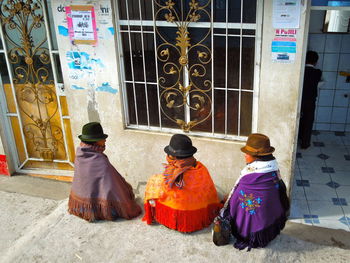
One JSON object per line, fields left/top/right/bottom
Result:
{"left": 115, "top": 0, "right": 261, "bottom": 139}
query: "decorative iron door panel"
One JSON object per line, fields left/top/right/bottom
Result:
{"left": 0, "top": 0, "right": 74, "bottom": 172}
{"left": 117, "top": 0, "right": 259, "bottom": 139}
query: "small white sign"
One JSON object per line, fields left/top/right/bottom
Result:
{"left": 273, "top": 0, "right": 301, "bottom": 29}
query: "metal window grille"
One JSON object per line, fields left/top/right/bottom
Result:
{"left": 115, "top": 0, "right": 261, "bottom": 140}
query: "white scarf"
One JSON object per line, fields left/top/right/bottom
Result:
{"left": 233, "top": 159, "right": 280, "bottom": 200}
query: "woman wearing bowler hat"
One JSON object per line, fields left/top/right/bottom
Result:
{"left": 68, "top": 122, "right": 141, "bottom": 222}
{"left": 214, "top": 133, "right": 289, "bottom": 250}
{"left": 142, "top": 134, "right": 222, "bottom": 233}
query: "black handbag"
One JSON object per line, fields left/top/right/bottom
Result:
{"left": 212, "top": 215, "right": 231, "bottom": 246}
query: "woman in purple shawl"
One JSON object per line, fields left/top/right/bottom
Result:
{"left": 68, "top": 122, "right": 141, "bottom": 222}
{"left": 218, "top": 133, "right": 289, "bottom": 250}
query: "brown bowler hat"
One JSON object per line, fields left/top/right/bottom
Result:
{"left": 241, "top": 133, "right": 275, "bottom": 156}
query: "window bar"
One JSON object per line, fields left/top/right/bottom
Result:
{"left": 125, "top": 1, "right": 139, "bottom": 126}
{"left": 151, "top": 0, "right": 162, "bottom": 129}
{"left": 127, "top": 123, "right": 247, "bottom": 141}
{"left": 42, "top": 0, "right": 71, "bottom": 164}
{"left": 181, "top": 0, "right": 190, "bottom": 125}
{"left": 251, "top": 0, "right": 262, "bottom": 133}
{"left": 211, "top": 0, "right": 215, "bottom": 134}
{"left": 224, "top": 0, "right": 228, "bottom": 136}
{"left": 0, "top": 18, "right": 30, "bottom": 163}
{"left": 214, "top": 33, "right": 255, "bottom": 38}
{"left": 120, "top": 30, "right": 155, "bottom": 34}
{"left": 138, "top": 0, "right": 150, "bottom": 128}
{"left": 237, "top": 0, "right": 243, "bottom": 136}
{"left": 184, "top": 58, "right": 190, "bottom": 125}
{"left": 114, "top": 1, "right": 130, "bottom": 126}
{"left": 214, "top": 86, "right": 253, "bottom": 92}
{"left": 124, "top": 80, "right": 158, "bottom": 85}
{"left": 118, "top": 20, "right": 257, "bottom": 30}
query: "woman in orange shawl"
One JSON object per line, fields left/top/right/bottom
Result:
{"left": 143, "top": 134, "right": 222, "bottom": 233}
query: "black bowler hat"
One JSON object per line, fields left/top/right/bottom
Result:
{"left": 78, "top": 122, "right": 108, "bottom": 142}
{"left": 164, "top": 134, "right": 197, "bottom": 157}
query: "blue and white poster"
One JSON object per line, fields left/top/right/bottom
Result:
{"left": 271, "top": 29, "right": 297, "bottom": 63}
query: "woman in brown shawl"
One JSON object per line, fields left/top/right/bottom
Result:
{"left": 68, "top": 122, "right": 141, "bottom": 222}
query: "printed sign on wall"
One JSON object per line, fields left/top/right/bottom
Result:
{"left": 273, "top": 0, "right": 301, "bottom": 29}
{"left": 271, "top": 29, "right": 297, "bottom": 63}
{"left": 66, "top": 5, "right": 98, "bottom": 45}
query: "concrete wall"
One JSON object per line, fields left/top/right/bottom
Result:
{"left": 49, "top": 0, "right": 308, "bottom": 194}
{"left": 258, "top": 1, "right": 309, "bottom": 189}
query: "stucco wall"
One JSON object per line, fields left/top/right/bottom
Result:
{"left": 258, "top": 1, "right": 309, "bottom": 190}
{"left": 51, "top": 0, "right": 308, "bottom": 194}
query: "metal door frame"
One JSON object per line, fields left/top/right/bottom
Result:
{"left": 0, "top": 0, "right": 74, "bottom": 176}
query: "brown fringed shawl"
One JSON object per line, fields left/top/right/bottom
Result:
{"left": 68, "top": 144, "right": 141, "bottom": 222}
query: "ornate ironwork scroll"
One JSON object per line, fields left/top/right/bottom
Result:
{"left": 154, "top": 0, "right": 212, "bottom": 131}
{"left": 0, "top": 0, "right": 66, "bottom": 160}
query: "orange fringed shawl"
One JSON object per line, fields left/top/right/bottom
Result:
{"left": 143, "top": 160, "right": 222, "bottom": 232}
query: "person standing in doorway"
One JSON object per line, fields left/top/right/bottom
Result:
{"left": 299, "top": 50, "right": 322, "bottom": 149}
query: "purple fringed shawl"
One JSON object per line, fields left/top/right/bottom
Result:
{"left": 224, "top": 161, "right": 287, "bottom": 250}
{"left": 68, "top": 145, "right": 141, "bottom": 221}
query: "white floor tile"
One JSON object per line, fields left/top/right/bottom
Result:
{"left": 325, "top": 158, "right": 350, "bottom": 171}
{"left": 297, "top": 146, "right": 322, "bottom": 156}
{"left": 308, "top": 200, "right": 345, "bottom": 220}
{"left": 291, "top": 181, "right": 306, "bottom": 200}
{"left": 335, "top": 186, "right": 350, "bottom": 201}
{"left": 291, "top": 132, "right": 350, "bottom": 231}
{"left": 299, "top": 169, "right": 331, "bottom": 184}
{"left": 331, "top": 172, "right": 350, "bottom": 186}
{"left": 293, "top": 169, "right": 302, "bottom": 180}
{"left": 297, "top": 156, "right": 325, "bottom": 171}
{"left": 290, "top": 199, "right": 310, "bottom": 219}
{"left": 321, "top": 145, "right": 349, "bottom": 154}
{"left": 341, "top": 134, "right": 350, "bottom": 145}
{"left": 342, "top": 205, "right": 350, "bottom": 217}
{"left": 315, "top": 123, "right": 331, "bottom": 131}
{"left": 317, "top": 133, "right": 344, "bottom": 145}
{"left": 304, "top": 184, "right": 337, "bottom": 202}
{"left": 317, "top": 219, "right": 349, "bottom": 231}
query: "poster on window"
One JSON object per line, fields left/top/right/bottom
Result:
{"left": 66, "top": 5, "right": 97, "bottom": 45}
{"left": 271, "top": 29, "right": 297, "bottom": 63}
{"left": 272, "top": 0, "right": 301, "bottom": 29}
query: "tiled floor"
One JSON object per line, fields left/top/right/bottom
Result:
{"left": 290, "top": 131, "right": 350, "bottom": 231}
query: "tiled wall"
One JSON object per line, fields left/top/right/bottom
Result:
{"left": 308, "top": 10, "right": 350, "bottom": 132}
